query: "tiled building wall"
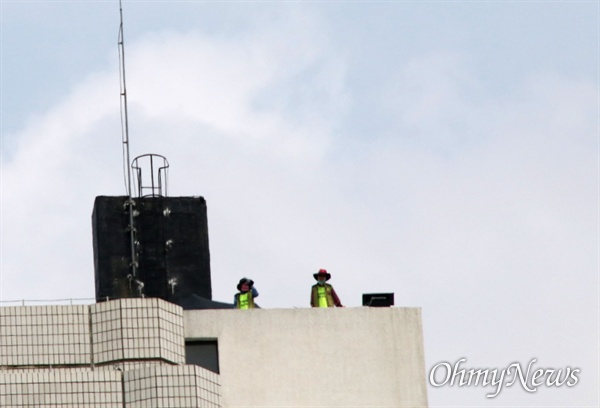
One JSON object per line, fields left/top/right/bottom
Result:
{"left": 155, "top": 301, "right": 186, "bottom": 364}
{"left": 0, "top": 369, "right": 122, "bottom": 407}
{"left": 91, "top": 298, "right": 185, "bottom": 366}
{"left": 0, "top": 299, "right": 184, "bottom": 369}
{"left": 0, "top": 365, "right": 219, "bottom": 408}
{"left": 0, "top": 299, "right": 220, "bottom": 408}
{"left": 0, "top": 305, "right": 90, "bottom": 367}
{"left": 124, "top": 365, "right": 221, "bottom": 408}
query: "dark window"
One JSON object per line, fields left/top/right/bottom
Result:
{"left": 185, "top": 340, "right": 219, "bottom": 374}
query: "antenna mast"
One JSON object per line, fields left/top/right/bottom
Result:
{"left": 118, "top": 0, "right": 139, "bottom": 285}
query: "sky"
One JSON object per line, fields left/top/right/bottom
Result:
{"left": 0, "top": 1, "right": 598, "bottom": 406}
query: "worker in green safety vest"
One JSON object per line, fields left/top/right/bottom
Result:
{"left": 234, "top": 277, "right": 259, "bottom": 309}
{"left": 310, "top": 269, "right": 343, "bottom": 308}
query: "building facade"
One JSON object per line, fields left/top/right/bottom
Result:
{"left": 0, "top": 298, "right": 428, "bottom": 407}
{"left": 0, "top": 298, "right": 220, "bottom": 407}
{"left": 185, "top": 306, "right": 428, "bottom": 407}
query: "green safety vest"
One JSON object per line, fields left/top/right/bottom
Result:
{"left": 236, "top": 292, "right": 255, "bottom": 309}
{"left": 318, "top": 286, "right": 328, "bottom": 307}
{"left": 312, "top": 284, "right": 334, "bottom": 308}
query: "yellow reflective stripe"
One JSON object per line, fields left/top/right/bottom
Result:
{"left": 239, "top": 293, "right": 249, "bottom": 309}
{"left": 317, "top": 286, "right": 329, "bottom": 308}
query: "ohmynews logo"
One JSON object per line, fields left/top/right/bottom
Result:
{"left": 429, "top": 358, "right": 580, "bottom": 398}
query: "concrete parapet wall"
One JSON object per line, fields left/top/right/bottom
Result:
{"left": 184, "top": 307, "right": 428, "bottom": 407}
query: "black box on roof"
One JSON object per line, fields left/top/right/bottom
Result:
{"left": 362, "top": 293, "right": 394, "bottom": 307}
{"left": 92, "top": 196, "right": 212, "bottom": 306}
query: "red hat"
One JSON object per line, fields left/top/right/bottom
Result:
{"left": 313, "top": 269, "right": 331, "bottom": 281}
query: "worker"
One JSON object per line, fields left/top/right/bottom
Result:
{"left": 311, "top": 269, "right": 343, "bottom": 308}
{"left": 234, "top": 277, "right": 259, "bottom": 309}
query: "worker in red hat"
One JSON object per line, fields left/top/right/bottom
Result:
{"left": 310, "top": 269, "right": 343, "bottom": 308}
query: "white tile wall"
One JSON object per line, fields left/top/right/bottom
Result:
{"left": 124, "top": 364, "right": 221, "bottom": 408}
{"left": 0, "top": 369, "right": 122, "bottom": 407}
{"left": 0, "top": 299, "right": 218, "bottom": 407}
{"left": 90, "top": 298, "right": 185, "bottom": 366}
{"left": 0, "top": 305, "right": 90, "bottom": 367}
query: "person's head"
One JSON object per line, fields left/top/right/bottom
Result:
{"left": 237, "top": 278, "right": 254, "bottom": 292}
{"left": 313, "top": 269, "right": 331, "bottom": 285}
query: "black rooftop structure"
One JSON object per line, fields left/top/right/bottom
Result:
{"left": 92, "top": 154, "right": 231, "bottom": 309}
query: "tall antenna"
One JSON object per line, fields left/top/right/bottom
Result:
{"left": 118, "top": 0, "right": 139, "bottom": 285}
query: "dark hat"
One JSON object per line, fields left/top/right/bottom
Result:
{"left": 237, "top": 277, "right": 254, "bottom": 291}
{"left": 313, "top": 269, "right": 331, "bottom": 281}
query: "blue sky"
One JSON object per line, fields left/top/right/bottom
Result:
{"left": 1, "top": 1, "right": 598, "bottom": 406}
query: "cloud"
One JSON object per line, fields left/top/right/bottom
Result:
{"left": 1, "top": 7, "right": 597, "bottom": 406}
{"left": 0, "top": 9, "right": 348, "bottom": 303}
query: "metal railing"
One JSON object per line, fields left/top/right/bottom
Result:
{"left": 131, "top": 154, "right": 169, "bottom": 198}
{"left": 0, "top": 297, "right": 99, "bottom": 306}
